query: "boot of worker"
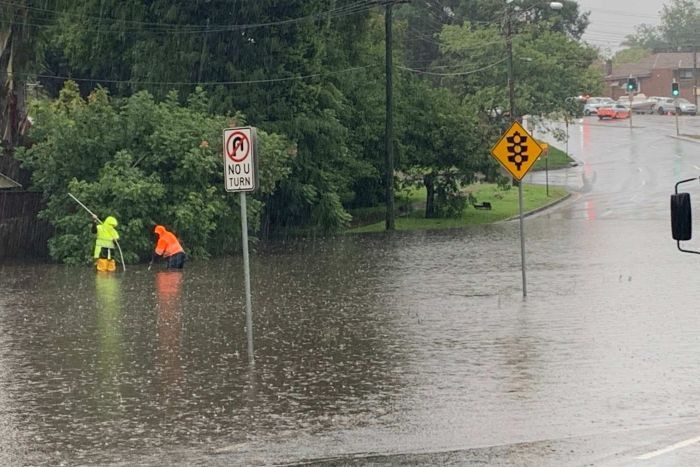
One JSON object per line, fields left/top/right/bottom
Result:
{"left": 96, "top": 258, "right": 109, "bottom": 272}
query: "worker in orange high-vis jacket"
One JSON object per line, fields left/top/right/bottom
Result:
{"left": 153, "top": 225, "right": 186, "bottom": 269}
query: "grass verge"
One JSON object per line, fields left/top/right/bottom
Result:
{"left": 347, "top": 183, "right": 568, "bottom": 234}
{"left": 532, "top": 145, "right": 574, "bottom": 171}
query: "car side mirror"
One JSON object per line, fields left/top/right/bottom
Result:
{"left": 671, "top": 192, "right": 692, "bottom": 240}
{"left": 672, "top": 177, "right": 700, "bottom": 255}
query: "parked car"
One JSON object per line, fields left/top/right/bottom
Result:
{"left": 649, "top": 96, "right": 677, "bottom": 115}
{"left": 583, "top": 97, "right": 615, "bottom": 116}
{"left": 598, "top": 104, "right": 630, "bottom": 120}
{"left": 675, "top": 98, "right": 697, "bottom": 116}
{"left": 617, "top": 93, "right": 655, "bottom": 114}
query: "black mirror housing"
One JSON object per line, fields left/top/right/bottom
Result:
{"left": 671, "top": 192, "right": 692, "bottom": 241}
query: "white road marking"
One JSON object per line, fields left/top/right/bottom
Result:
{"left": 694, "top": 165, "right": 700, "bottom": 171}
{"left": 636, "top": 435, "right": 700, "bottom": 460}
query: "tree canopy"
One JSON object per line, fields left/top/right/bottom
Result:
{"left": 623, "top": 0, "right": 700, "bottom": 52}
{"left": 4, "top": 0, "right": 603, "bottom": 261}
{"left": 15, "top": 82, "right": 293, "bottom": 264}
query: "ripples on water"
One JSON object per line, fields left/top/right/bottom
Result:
{"left": 2, "top": 217, "right": 700, "bottom": 464}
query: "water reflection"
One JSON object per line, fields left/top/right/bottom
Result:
{"left": 95, "top": 274, "right": 123, "bottom": 388}
{"left": 155, "top": 271, "right": 183, "bottom": 389}
{"left": 93, "top": 272, "right": 129, "bottom": 460}
{"left": 502, "top": 303, "right": 540, "bottom": 400}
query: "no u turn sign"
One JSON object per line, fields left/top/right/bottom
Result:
{"left": 223, "top": 127, "right": 258, "bottom": 192}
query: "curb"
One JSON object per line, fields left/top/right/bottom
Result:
{"left": 668, "top": 134, "right": 700, "bottom": 144}
{"left": 576, "top": 121, "right": 646, "bottom": 129}
{"left": 500, "top": 191, "right": 574, "bottom": 223}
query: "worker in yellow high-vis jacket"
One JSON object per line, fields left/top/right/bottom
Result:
{"left": 92, "top": 215, "right": 119, "bottom": 272}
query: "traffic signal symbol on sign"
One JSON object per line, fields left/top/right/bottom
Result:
{"left": 490, "top": 121, "right": 543, "bottom": 181}
{"left": 672, "top": 82, "right": 680, "bottom": 97}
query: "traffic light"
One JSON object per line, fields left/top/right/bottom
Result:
{"left": 626, "top": 77, "right": 637, "bottom": 93}
{"left": 672, "top": 82, "right": 680, "bottom": 97}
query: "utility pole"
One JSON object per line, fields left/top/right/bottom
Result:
{"left": 504, "top": 2, "right": 527, "bottom": 297}
{"left": 505, "top": 5, "right": 515, "bottom": 125}
{"left": 197, "top": 18, "right": 210, "bottom": 83}
{"left": 385, "top": 1, "right": 395, "bottom": 231}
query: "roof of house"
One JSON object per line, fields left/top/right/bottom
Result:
{"left": 0, "top": 171, "right": 21, "bottom": 189}
{"left": 606, "top": 53, "right": 697, "bottom": 80}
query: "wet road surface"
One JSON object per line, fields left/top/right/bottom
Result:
{"left": 1, "top": 115, "right": 700, "bottom": 465}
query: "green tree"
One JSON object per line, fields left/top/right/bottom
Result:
{"left": 612, "top": 47, "right": 652, "bottom": 66}
{"left": 623, "top": 0, "right": 699, "bottom": 52}
{"left": 44, "top": 0, "right": 379, "bottom": 234}
{"left": 396, "top": 77, "right": 490, "bottom": 218}
{"left": 438, "top": 20, "right": 602, "bottom": 118}
{"left": 1, "top": 0, "right": 51, "bottom": 147}
{"left": 15, "top": 82, "right": 293, "bottom": 264}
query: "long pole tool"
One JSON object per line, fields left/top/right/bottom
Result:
{"left": 68, "top": 193, "right": 126, "bottom": 272}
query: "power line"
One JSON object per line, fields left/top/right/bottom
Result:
{"left": 0, "top": 0, "right": 377, "bottom": 35}
{"left": 25, "top": 64, "right": 379, "bottom": 87}
{"left": 398, "top": 58, "right": 507, "bottom": 76}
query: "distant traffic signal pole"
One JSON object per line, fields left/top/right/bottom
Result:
{"left": 673, "top": 80, "right": 680, "bottom": 136}
{"left": 627, "top": 76, "right": 636, "bottom": 129}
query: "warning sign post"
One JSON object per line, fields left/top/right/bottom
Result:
{"left": 489, "top": 121, "right": 544, "bottom": 298}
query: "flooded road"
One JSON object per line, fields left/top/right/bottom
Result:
{"left": 2, "top": 115, "right": 700, "bottom": 465}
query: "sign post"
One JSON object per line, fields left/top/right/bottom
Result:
{"left": 540, "top": 142, "right": 550, "bottom": 197}
{"left": 490, "top": 121, "right": 544, "bottom": 297}
{"left": 223, "top": 127, "right": 258, "bottom": 364}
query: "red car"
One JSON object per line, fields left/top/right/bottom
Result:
{"left": 597, "top": 104, "right": 630, "bottom": 120}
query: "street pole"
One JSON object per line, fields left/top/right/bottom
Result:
{"left": 565, "top": 114, "right": 569, "bottom": 161}
{"left": 628, "top": 90, "right": 633, "bottom": 129}
{"left": 675, "top": 97, "right": 680, "bottom": 136}
{"left": 506, "top": 6, "right": 516, "bottom": 128}
{"left": 505, "top": 3, "right": 527, "bottom": 297}
{"left": 694, "top": 47, "right": 698, "bottom": 108}
{"left": 545, "top": 155, "right": 549, "bottom": 197}
{"left": 240, "top": 192, "right": 254, "bottom": 365}
{"left": 384, "top": 1, "right": 395, "bottom": 231}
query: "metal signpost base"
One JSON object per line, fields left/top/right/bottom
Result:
{"left": 518, "top": 182, "right": 527, "bottom": 297}
{"left": 489, "top": 121, "right": 542, "bottom": 299}
{"left": 240, "top": 192, "right": 254, "bottom": 365}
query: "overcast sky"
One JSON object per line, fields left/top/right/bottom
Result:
{"left": 576, "top": 0, "right": 666, "bottom": 54}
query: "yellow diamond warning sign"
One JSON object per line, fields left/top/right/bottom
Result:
{"left": 490, "top": 121, "right": 543, "bottom": 181}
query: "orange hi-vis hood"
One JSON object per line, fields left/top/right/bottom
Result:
{"left": 154, "top": 225, "right": 184, "bottom": 257}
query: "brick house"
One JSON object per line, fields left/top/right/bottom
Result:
{"left": 604, "top": 52, "right": 698, "bottom": 103}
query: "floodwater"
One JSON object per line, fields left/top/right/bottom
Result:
{"left": 2, "top": 115, "right": 700, "bottom": 465}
